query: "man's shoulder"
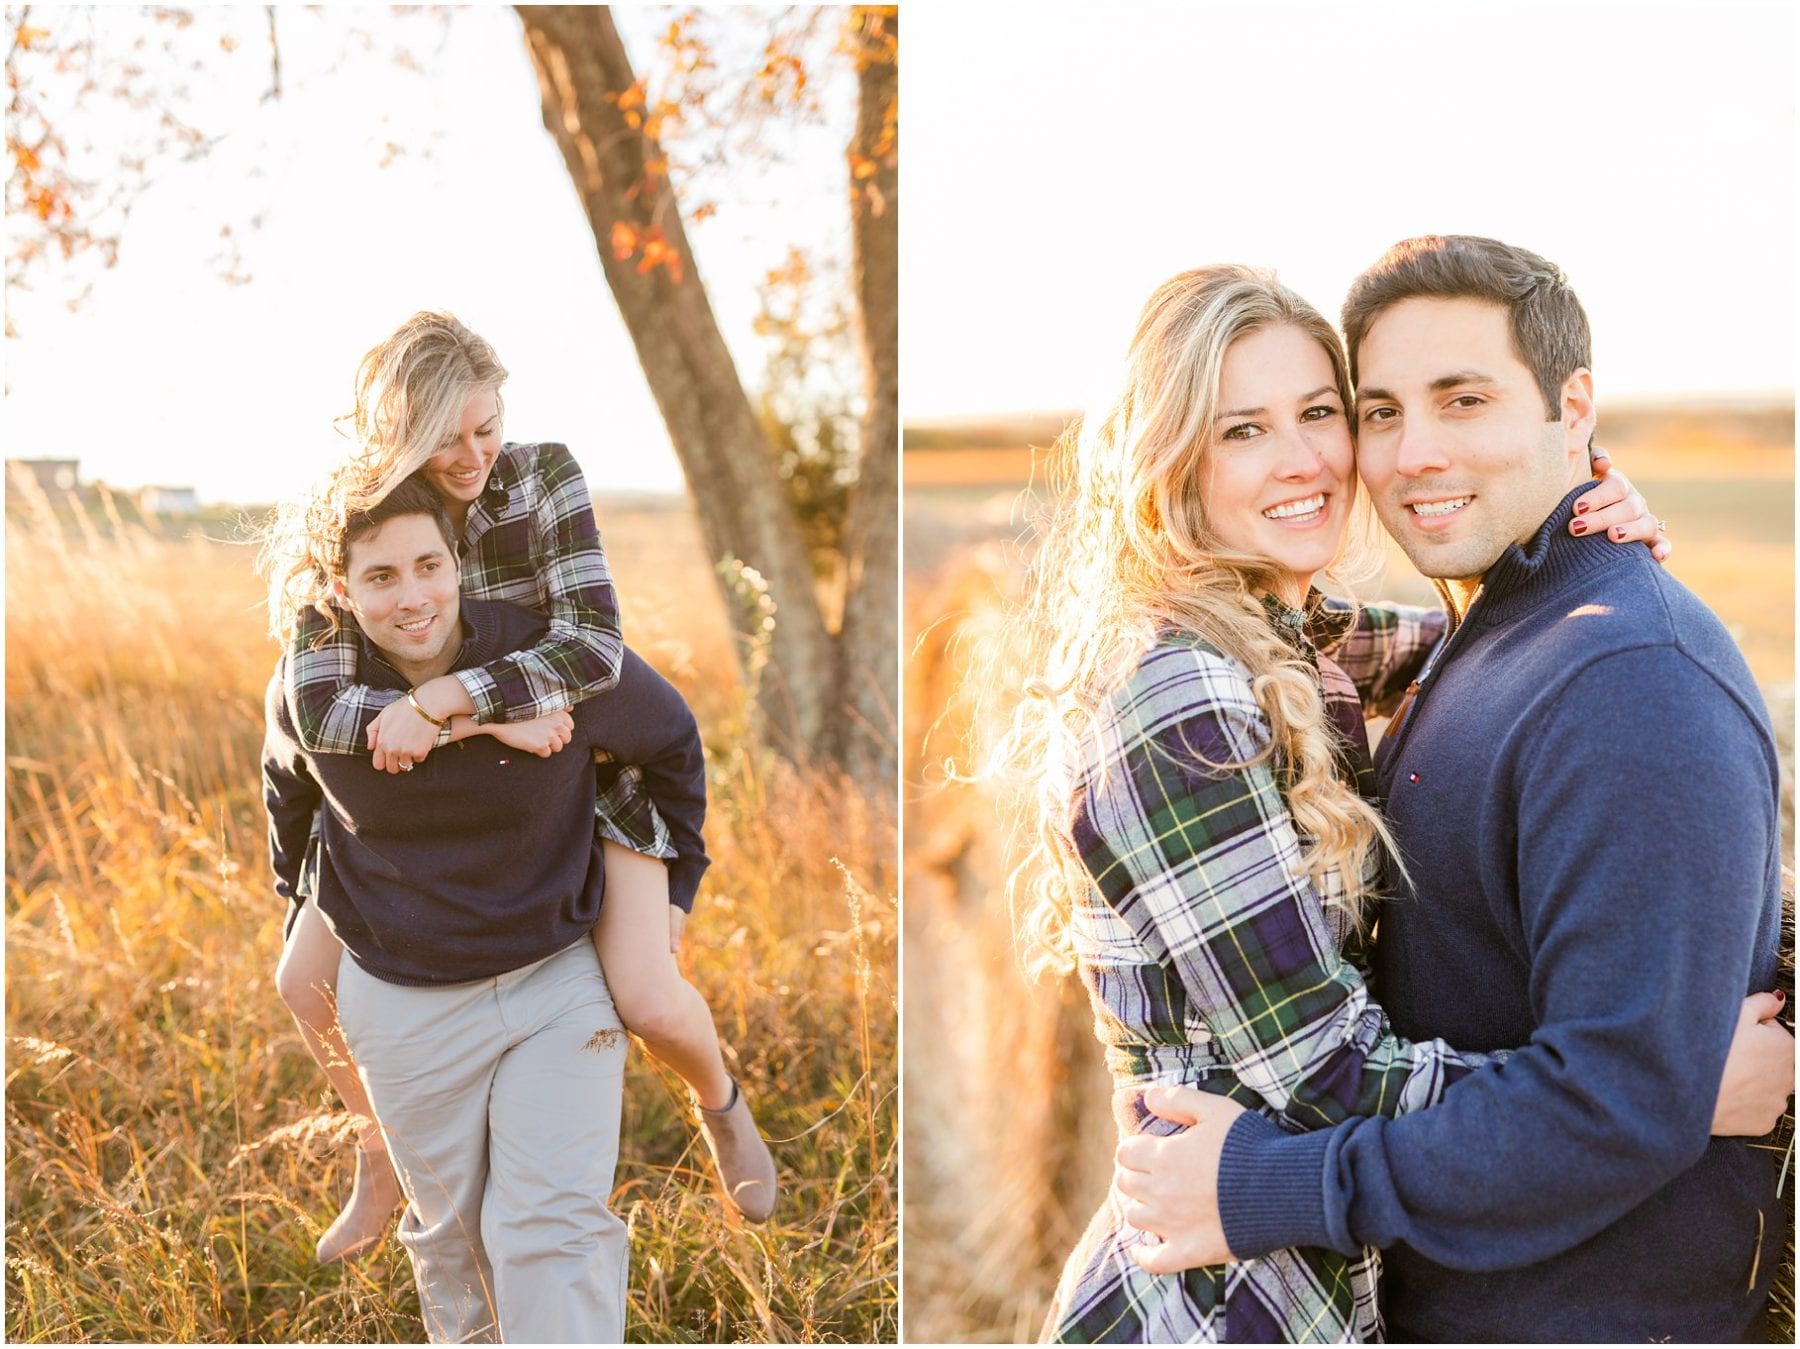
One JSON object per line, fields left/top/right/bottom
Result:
{"left": 457, "top": 597, "right": 550, "bottom": 665}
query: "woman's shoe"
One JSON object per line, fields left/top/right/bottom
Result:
{"left": 697, "top": 1078, "right": 777, "bottom": 1223}
{"left": 316, "top": 1134, "right": 402, "bottom": 1264}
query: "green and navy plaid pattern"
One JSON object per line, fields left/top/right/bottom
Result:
{"left": 1045, "top": 598, "right": 1493, "bottom": 1345}
{"left": 286, "top": 442, "right": 625, "bottom": 754}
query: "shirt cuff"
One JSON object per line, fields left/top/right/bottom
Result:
{"left": 453, "top": 665, "right": 504, "bottom": 725}
{"left": 1218, "top": 1110, "right": 1342, "bottom": 1260}
{"left": 667, "top": 855, "right": 708, "bottom": 914}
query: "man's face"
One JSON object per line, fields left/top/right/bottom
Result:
{"left": 1353, "top": 297, "right": 1591, "bottom": 580}
{"left": 333, "top": 513, "right": 461, "bottom": 671}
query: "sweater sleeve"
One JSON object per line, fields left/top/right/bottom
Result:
{"left": 1079, "top": 645, "right": 1498, "bottom": 1134}
{"left": 1315, "top": 599, "right": 1447, "bottom": 716}
{"left": 577, "top": 645, "right": 711, "bottom": 913}
{"left": 262, "top": 665, "right": 324, "bottom": 907}
{"left": 451, "top": 444, "right": 625, "bottom": 726}
{"left": 1217, "top": 649, "right": 1777, "bottom": 1267}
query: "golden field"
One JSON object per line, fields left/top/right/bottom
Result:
{"left": 4, "top": 487, "right": 897, "bottom": 1343}
{"left": 901, "top": 406, "right": 1795, "bottom": 1342}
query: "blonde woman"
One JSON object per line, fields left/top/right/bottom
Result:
{"left": 263, "top": 313, "right": 775, "bottom": 1266}
{"left": 991, "top": 267, "right": 1687, "bottom": 1342}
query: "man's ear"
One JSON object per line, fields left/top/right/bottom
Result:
{"left": 329, "top": 575, "right": 349, "bottom": 609}
{"left": 1561, "top": 368, "right": 1596, "bottom": 454}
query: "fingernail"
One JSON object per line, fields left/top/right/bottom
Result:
{"left": 1574, "top": 501, "right": 1589, "bottom": 516}
{"left": 1776, "top": 990, "right": 1786, "bottom": 1003}
{"left": 1612, "top": 527, "right": 1626, "bottom": 540}
{"left": 1570, "top": 520, "right": 1587, "bottom": 535}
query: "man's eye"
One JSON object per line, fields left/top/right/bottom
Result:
{"left": 1360, "top": 406, "right": 1396, "bottom": 424}
{"left": 1450, "top": 395, "right": 1483, "bottom": 409}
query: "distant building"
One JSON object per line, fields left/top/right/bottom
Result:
{"left": 6, "top": 457, "right": 80, "bottom": 495}
{"left": 137, "top": 486, "right": 201, "bottom": 517}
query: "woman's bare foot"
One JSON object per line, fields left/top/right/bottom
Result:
{"left": 315, "top": 1135, "right": 402, "bottom": 1265}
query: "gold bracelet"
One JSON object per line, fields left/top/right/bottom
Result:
{"left": 406, "top": 689, "right": 449, "bottom": 730}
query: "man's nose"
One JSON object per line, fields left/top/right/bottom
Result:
{"left": 1392, "top": 421, "right": 1451, "bottom": 477}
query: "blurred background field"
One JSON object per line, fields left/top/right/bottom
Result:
{"left": 4, "top": 487, "right": 897, "bottom": 1344}
{"left": 901, "top": 403, "right": 1795, "bottom": 1342}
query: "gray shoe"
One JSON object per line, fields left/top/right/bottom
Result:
{"left": 697, "top": 1078, "right": 777, "bottom": 1223}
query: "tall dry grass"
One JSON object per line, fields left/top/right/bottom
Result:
{"left": 4, "top": 483, "right": 897, "bottom": 1344}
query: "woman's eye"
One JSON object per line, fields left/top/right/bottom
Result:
{"left": 1301, "top": 405, "right": 1339, "bottom": 423}
{"left": 1222, "top": 422, "right": 1261, "bottom": 442}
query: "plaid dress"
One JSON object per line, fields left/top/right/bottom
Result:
{"left": 283, "top": 443, "right": 675, "bottom": 894}
{"left": 1044, "top": 596, "right": 1502, "bottom": 1344}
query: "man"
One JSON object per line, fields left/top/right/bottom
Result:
{"left": 1116, "top": 236, "right": 1792, "bottom": 1341}
{"left": 262, "top": 475, "right": 707, "bottom": 1342}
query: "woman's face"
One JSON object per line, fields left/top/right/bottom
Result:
{"left": 422, "top": 387, "right": 502, "bottom": 507}
{"left": 1203, "top": 323, "right": 1354, "bottom": 603}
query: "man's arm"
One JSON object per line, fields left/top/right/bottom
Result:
{"left": 575, "top": 645, "right": 710, "bottom": 913}
{"left": 262, "top": 667, "right": 325, "bottom": 907}
{"left": 1211, "top": 650, "right": 1778, "bottom": 1270}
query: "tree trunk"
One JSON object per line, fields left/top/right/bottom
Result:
{"left": 833, "top": 6, "right": 899, "bottom": 778}
{"left": 516, "top": 5, "right": 835, "bottom": 758}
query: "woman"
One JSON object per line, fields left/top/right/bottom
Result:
{"left": 260, "top": 312, "right": 775, "bottom": 1267}
{"left": 990, "top": 266, "right": 1678, "bottom": 1342}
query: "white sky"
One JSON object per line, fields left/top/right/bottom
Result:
{"left": 5, "top": 6, "right": 856, "bottom": 505}
{"left": 902, "top": 3, "right": 1796, "bottom": 420}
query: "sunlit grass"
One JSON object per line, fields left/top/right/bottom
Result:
{"left": 4, "top": 483, "right": 896, "bottom": 1344}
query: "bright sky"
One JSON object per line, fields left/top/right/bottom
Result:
{"left": 5, "top": 7, "right": 855, "bottom": 505}
{"left": 903, "top": 4, "right": 1796, "bottom": 420}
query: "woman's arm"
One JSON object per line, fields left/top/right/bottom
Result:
{"left": 448, "top": 443, "right": 625, "bottom": 727}
{"left": 1313, "top": 599, "right": 1446, "bottom": 716}
{"left": 1082, "top": 644, "right": 1501, "bottom": 1131}
{"left": 283, "top": 604, "right": 424, "bottom": 755}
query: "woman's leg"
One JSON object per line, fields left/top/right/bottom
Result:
{"left": 593, "top": 842, "right": 777, "bottom": 1221}
{"left": 275, "top": 901, "right": 402, "bottom": 1263}
{"left": 593, "top": 842, "right": 734, "bottom": 1109}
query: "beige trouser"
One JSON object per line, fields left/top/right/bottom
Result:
{"left": 336, "top": 940, "right": 629, "bottom": 1344}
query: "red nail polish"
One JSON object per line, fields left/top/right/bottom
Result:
{"left": 1570, "top": 520, "right": 1587, "bottom": 535}
{"left": 1612, "top": 528, "right": 1626, "bottom": 541}
{"left": 1777, "top": 990, "right": 1787, "bottom": 1003}
{"left": 1575, "top": 501, "right": 1589, "bottom": 516}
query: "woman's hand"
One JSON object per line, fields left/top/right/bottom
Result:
{"left": 1571, "top": 447, "right": 1672, "bottom": 564}
{"left": 1711, "top": 991, "right": 1793, "bottom": 1136}
{"left": 669, "top": 904, "right": 687, "bottom": 954}
{"left": 368, "top": 696, "right": 442, "bottom": 773}
{"left": 485, "top": 709, "right": 575, "bottom": 758}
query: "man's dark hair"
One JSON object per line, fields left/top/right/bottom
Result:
{"left": 333, "top": 472, "right": 457, "bottom": 576}
{"left": 1341, "top": 235, "right": 1591, "bottom": 419}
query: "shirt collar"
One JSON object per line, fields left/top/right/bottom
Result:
{"left": 1459, "top": 480, "right": 1637, "bottom": 630}
{"left": 1260, "top": 587, "right": 1349, "bottom": 659}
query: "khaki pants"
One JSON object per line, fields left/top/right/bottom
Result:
{"left": 336, "top": 940, "right": 629, "bottom": 1344}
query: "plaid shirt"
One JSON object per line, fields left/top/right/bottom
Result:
{"left": 285, "top": 442, "right": 625, "bottom": 753}
{"left": 282, "top": 443, "right": 673, "bottom": 881}
{"left": 1045, "top": 596, "right": 1498, "bottom": 1345}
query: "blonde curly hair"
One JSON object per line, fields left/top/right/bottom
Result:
{"left": 260, "top": 312, "right": 508, "bottom": 644}
{"left": 986, "top": 265, "right": 1402, "bottom": 976}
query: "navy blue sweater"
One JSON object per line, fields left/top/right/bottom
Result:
{"left": 263, "top": 597, "right": 710, "bottom": 986}
{"left": 1217, "top": 484, "right": 1784, "bottom": 1342}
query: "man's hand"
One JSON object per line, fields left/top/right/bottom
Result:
{"left": 1114, "top": 1085, "right": 1247, "bottom": 1274}
{"left": 1712, "top": 991, "right": 1794, "bottom": 1136}
{"left": 485, "top": 709, "right": 575, "bottom": 758}
{"left": 368, "top": 696, "right": 441, "bottom": 773}
{"left": 669, "top": 904, "right": 687, "bottom": 954}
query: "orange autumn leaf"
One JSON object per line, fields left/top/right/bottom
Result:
{"left": 15, "top": 24, "right": 49, "bottom": 50}
{"left": 610, "top": 221, "right": 640, "bottom": 260}
{"left": 12, "top": 140, "right": 40, "bottom": 173}
{"left": 849, "top": 154, "right": 877, "bottom": 181}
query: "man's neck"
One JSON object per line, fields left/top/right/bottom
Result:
{"left": 379, "top": 620, "right": 464, "bottom": 687}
